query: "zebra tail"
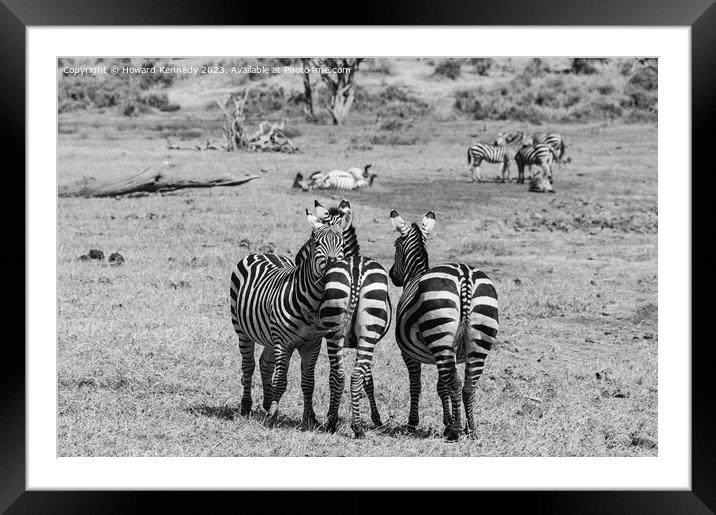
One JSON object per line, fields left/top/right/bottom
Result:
{"left": 559, "top": 140, "right": 566, "bottom": 160}
{"left": 467, "top": 147, "right": 473, "bottom": 167}
{"left": 454, "top": 279, "right": 473, "bottom": 361}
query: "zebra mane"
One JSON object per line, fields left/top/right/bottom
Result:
{"left": 322, "top": 204, "right": 360, "bottom": 258}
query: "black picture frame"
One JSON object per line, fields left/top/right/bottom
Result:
{"left": 5, "top": 1, "right": 714, "bottom": 512}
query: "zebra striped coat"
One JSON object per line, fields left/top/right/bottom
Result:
{"left": 308, "top": 166, "right": 377, "bottom": 191}
{"left": 229, "top": 210, "right": 348, "bottom": 428}
{"left": 533, "top": 132, "right": 566, "bottom": 164}
{"left": 467, "top": 132, "right": 527, "bottom": 183}
{"left": 516, "top": 143, "right": 557, "bottom": 192}
{"left": 314, "top": 200, "right": 391, "bottom": 438}
{"left": 389, "top": 210, "right": 499, "bottom": 441}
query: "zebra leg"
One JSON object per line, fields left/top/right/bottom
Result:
{"left": 436, "top": 362, "right": 456, "bottom": 438}
{"left": 259, "top": 345, "right": 274, "bottom": 412}
{"left": 298, "top": 341, "right": 322, "bottom": 430}
{"left": 349, "top": 337, "right": 379, "bottom": 438}
{"left": 266, "top": 343, "right": 292, "bottom": 427}
{"left": 500, "top": 161, "right": 509, "bottom": 183}
{"left": 238, "top": 337, "right": 255, "bottom": 416}
{"left": 516, "top": 161, "right": 524, "bottom": 184}
{"left": 462, "top": 346, "right": 487, "bottom": 439}
{"left": 545, "top": 165, "right": 555, "bottom": 193}
{"left": 363, "top": 367, "right": 383, "bottom": 428}
{"left": 402, "top": 354, "right": 422, "bottom": 431}
{"left": 326, "top": 338, "right": 346, "bottom": 433}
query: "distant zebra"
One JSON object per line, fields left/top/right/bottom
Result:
{"left": 467, "top": 132, "right": 528, "bottom": 183}
{"left": 314, "top": 200, "right": 392, "bottom": 438}
{"left": 516, "top": 143, "right": 557, "bottom": 192}
{"left": 229, "top": 208, "right": 349, "bottom": 428}
{"left": 389, "top": 210, "right": 499, "bottom": 441}
{"left": 308, "top": 164, "right": 377, "bottom": 191}
{"left": 533, "top": 132, "right": 566, "bottom": 165}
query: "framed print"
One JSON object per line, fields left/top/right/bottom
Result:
{"left": 6, "top": 0, "right": 715, "bottom": 512}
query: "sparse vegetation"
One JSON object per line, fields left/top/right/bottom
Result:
{"left": 433, "top": 59, "right": 462, "bottom": 80}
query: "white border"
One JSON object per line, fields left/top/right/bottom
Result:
{"left": 29, "top": 27, "right": 690, "bottom": 489}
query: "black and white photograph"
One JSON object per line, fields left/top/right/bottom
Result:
{"left": 55, "top": 56, "right": 659, "bottom": 458}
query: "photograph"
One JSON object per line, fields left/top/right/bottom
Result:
{"left": 56, "top": 56, "right": 658, "bottom": 457}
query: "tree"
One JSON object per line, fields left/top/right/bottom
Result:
{"left": 300, "top": 58, "right": 318, "bottom": 122}
{"left": 308, "top": 58, "right": 363, "bottom": 125}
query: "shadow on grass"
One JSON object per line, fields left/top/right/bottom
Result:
{"left": 376, "top": 421, "right": 441, "bottom": 440}
{"left": 187, "top": 403, "right": 312, "bottom": 431}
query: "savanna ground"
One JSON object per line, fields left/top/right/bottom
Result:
{"left": 57, "top": 59, "right": 657, "bottom": 457}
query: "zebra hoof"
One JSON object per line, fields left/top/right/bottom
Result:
{"left": 240, "top": 402, "right": 252, "bottom": 417}
{"left": 352, "top": 425, "right": 366, "bottom": 439}
{"left": 371, "top": 416, "right": 384, "bottom": 428}
{"left": 326, "top": 418, "right": 338, "bottom": 434}
{"left": 444, "top": 428, "right": 461, "bottom": 442}
{"left": 265, "top": 407, "right": 279, "bottom": 427}
{"left": 301, "top": 415, "right": 320, "bottom": 431}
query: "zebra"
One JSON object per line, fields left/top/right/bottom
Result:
{"left": 313, "top": 200, "right": 392, "bottom": 438}
{"left": 533, "top": 132, "right": 566, "bottom": 165}
{"left": 467, "top": 132, "right": 528, "bottom": 183}
{"left": 229, "top": 207, "right": 350, "bottom": 428}
{"left": 515, "top": 143, "right": 557, "bottom": 192}
{"left": 308, "top": 166, "right": 377, "bottom": 191}
{"left": 388, "top": 210, "right": 499, "bottom": 441}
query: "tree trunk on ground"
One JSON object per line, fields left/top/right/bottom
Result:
{"left": 58, "top": 167, "right": 261, "bottom": 198}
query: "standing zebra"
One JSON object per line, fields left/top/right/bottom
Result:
{"left": 467, "top": 132, "right": 528, "bottom": 183}
{"left": 389, "top": 210, "right": 499, "bottom": 441}
{"left": 229, "top": 208, "right": 349, "bottom": 428}
{"left": 533, "top": 132, "right": 566, "bottom": 165}
{"left": 314, "top": 200, "right": 392, "bottom": 438}
{"left": 515, "top": 143, "right": 557, "bottom": 192}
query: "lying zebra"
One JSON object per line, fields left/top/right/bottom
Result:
{"left": 389, "top": 210, "right": 499, "bottom": 441}
{"left": 303, "top": 164, "right": 378, "bottom": 191}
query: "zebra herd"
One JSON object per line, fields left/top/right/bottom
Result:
{"left": 467, "top": 131, "right": 566, "bottom": 193}
{"left": 230, "top": 200, "right": 499, "bottom": 440}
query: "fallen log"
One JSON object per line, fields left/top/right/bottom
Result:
{"left": 59, "top": 167, "right": 261, "bottom": 198}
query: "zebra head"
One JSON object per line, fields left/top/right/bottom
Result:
{"left": 388, "top": 210, "right": 434, "bottom": 287}
{"left": 306, "top": 206, "right": 347, "bottom": 275}
{"left": 313, "top": 199, "right": 359, "bottom": 257}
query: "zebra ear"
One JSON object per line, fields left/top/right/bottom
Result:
{"left": 306, "top": 209, "right": 322, "bottom": 229}
{"left": 390, "top": 210, "right": 409, "bottom": 235}
{"left": 340, "top": 209, "right": 354, "bottom": 231}
{"left": 420, "top": 211, "right": 436, "bottom": 235}
{"left": 339, "top": 199, "right": 351, "bottom": 212}
{"left": 314, "top": 200, "right": 330, "bottom": 221}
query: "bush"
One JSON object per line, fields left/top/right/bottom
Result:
{"left": 627, "top": 65, "right": 657, "bottom": 91}
{"left": 354, "top": 84, "right": 433, "bottom": 119}
{"left": 469, "top": 58, "right": 494, "bottom": 76}
{"left": 571, "top": 58, "right": 598, "bottom": 75}
{"left": 433, "top": 59, "right": 462, "bottom": 80}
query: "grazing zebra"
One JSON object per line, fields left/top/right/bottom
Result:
{"left": 389, "top": 210, "right": 499, "bottom": 441}
{"left": 467, "top": 132, "right": 528, "bottom": 183}
{"left": 314, "top": 200, "right": 392, "bottom": 438}
{"left": 533, "top": 132, "right": 566, "bottom": 165}
{"left": 515, "top": 143, "right": 557, "bottom": 192}
{"left": 308, "top": 166, "right": 377, "bottom": 191}
{"left": 229, "top": 208, "right": 349, "bottom": 428}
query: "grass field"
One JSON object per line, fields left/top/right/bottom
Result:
{"left": 57, "top": 107, "right": 657, "bottom": 456}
